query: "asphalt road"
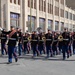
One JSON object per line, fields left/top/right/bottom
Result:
{"left": 0, "top": 54, "right": 75, "bottom": 75}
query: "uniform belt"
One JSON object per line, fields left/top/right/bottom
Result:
{"left": 8, "top": 38, "right": 16, "bottom": 40}
{"left": 46, "top": 39, "right": 52, "bottom": 41}
{"left": 0, "top": 37, "right": 6, "bottom": 39}
{"left": 39, "top": 40, "right": 44, "bottom": 41}
{"left": 23, "top": 40, "right": 28, "bottom": 42}
{"left": 73, "top": 39, "right": 75, "bottom": 41}
{"left": 63, "top": 39, "right": 69, "bottom": 41}
{"left": 32, "top": 40, "right": 37, "bottom": 41}
{"left": 53, "top": 40, "right": 58, "bottom": 42}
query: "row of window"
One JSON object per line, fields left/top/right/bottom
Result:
{"left": 28, "top": 16, "right": 65, "bottom": 31}
{"left": 28, "top": 0, "right": 64, "bottom": 17}
{"left": 65, "top": 11, "right": 75, "bottom": 20}
{"left": 55, "top": 0, "right": 64, "bottom": 4}
{"left": 10, "top": 0, "right": 20, "bottom": 5}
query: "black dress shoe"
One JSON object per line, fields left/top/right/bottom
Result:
{"left": 7, "top": 62, "right": 12, "bottom": 64}
{"left": 67, "top": 55, "right": 69, "bottom": 58}
{"left": 15, "top": 58, "right": 18, "bottom": 62}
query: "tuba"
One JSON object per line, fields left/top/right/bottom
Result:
{"left": 58, "top": 35, "right": 63, "bottom": 41}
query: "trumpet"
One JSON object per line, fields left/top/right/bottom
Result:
{"left": 58, "top": 35, "right": 63, "bottom": 41}
{"left": 42, "top": 37, "right": 46, "bottom": 42}
{"left": 28, "top": 36, "right": 31, "bottom": 41}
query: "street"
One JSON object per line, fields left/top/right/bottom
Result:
{"left": 0, "top": 54, "right": 75, "bottom": 75}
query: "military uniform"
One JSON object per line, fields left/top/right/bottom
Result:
{"left": 68, "top": 33, "right": 72, "bottom": 56}
{"left": 72, "top": 32, "right": 75, "bottom": 54}
{"left": 52, "top": 33, "right": 58, "bottom": 55}
{"left": 31, "top": 32, "right": 39, "bottom": 57}
{"left": 58, "top": 34, "right": 63, "bottom": 54}
{"left": 45, "top": 32, "right": 53, "bottom": 57}
{"left": 0, "top": 32, "right": 7, "bottom": 55}
{"left": 38, "top": 33, "right": 45, "bottom": 55}
{"left": 23, "top": 33, "right": 28, "bottom": 54}
{"left": 2, "top": 27, "right": 18, "bottom": 63}
{"left": 17, "top": 30, "right": 23, "bottom": 56}
{"left": 62, "top": 31, "right": 70, "bottom": 60}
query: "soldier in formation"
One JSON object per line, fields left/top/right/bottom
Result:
{"left": 0, "top": 27, "right": 75, "bottom": 63}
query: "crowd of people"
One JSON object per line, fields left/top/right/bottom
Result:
{"left": 0, "top": 26, "right": 75, "bottom": 64}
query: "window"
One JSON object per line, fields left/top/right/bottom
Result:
{"left": 10, "top": 13, "right": 20, "bottom": 27}
{"left": 70, "top": 13, "right": 72, "bottom": 20}
{"left": 28, "top": 16, "right": 36, "bottom": 32}
{"left": 10, "top": 0, "right": 12, "bottom": 3}
{"left": 60, "top": 0, "right": 64, "bottom": 5}
{"left": 61, "top": 22, "right": 64, "bottom": 31}
{"left": 55, "top": 6, "right": 59, "bottom": 16}
{"left": 55, "top": 21, "right": 59, "bottom": 31}
{"left": 56, "top": 0, "right": 59, "bottom": 1}
{"left": 34, "top": 0, "right": 36, "bottom": 9}
{"left": 14, "top": 0, "right": 16, "bottom": 4}
{"left": 28, "top": 0, "right": 30, "bottom": 7}
{"left": 18, "top": 0, "right": 20, "bottom": 5}
{"left": 60, "top": 9, "right": 64, "bottom": 17}
{"left": 39, "top": 18, "right": 45, "bottom": 31}
{"left": 65, "top": 11, "right": 68, "bottom": 19}
{"left": 48, "top": 20, "right": 53, "bottom": 30}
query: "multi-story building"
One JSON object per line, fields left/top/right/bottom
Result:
{"left": 0, "top": 0, "right": 75, "bottom": 32}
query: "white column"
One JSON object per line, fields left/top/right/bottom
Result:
{"left": 20, "top": 0, "right": 23, "bottom": 32}
{"left": 0, "top": 0, "right": 3, "bottom": 28}
{"left": 68, "top": 9, "right": 70, "bottom": 31}
{"left": 64, "top": 0, "right": 66, "bottom": 29}
{"left": 0, "top": 0, "right": 1, "bottom": 26}
{"left": 6, "top": 0, "right": 10, "bottom": 30}
{"left": 53, "top": 0, "right": 55, "bottom": 31}
{"left": 45, "top": 0, "right": 48, "bottom": 33}
{"left": 36, "top": 0, "right": 39, "bottom": 29}
{"left": 59, "top": 0, "right": 61, "bottom": 31}
{"left": 23, "top": 0, "right": 28, "bottom": 32}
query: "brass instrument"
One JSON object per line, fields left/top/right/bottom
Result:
{"left": 58, "top": 35, "right": 63, "bottom": 41}
{"left": 42, "top": 37, "right": 46, "bottom": 42}
{"left": 28, "top": 36, "right": 31, "bottom": 41}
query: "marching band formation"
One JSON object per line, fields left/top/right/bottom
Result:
{"left": 0, "top": 26, "right": 75, "bottom": 63}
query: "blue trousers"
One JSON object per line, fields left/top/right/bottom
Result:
{"left": 73, "top": 42, "right": 75, "bottom": 54}
{"left": 62, "top": 45, "right": 69, "bottom": 59}
{"left": 1, "top": 43, "right": 7, "bottom": 55}
{"left": 24, "top": 44, "right": 28, "bottom": 54}
{"left": 32, "top": 45, "right": 39, "bottom": 56}
{"left": 46, "top": 45, "right": 52, "bottom": 57}
{"left": 18, "top": 43, "right": 23, "bottom": 56}
{"left": 52, "top": 45, "right": 58, "bottom": 55}
{"left": 8, "top": 46, "right": 17, "bottom": 63}
{"left": 39, "top": 44, "right": 44, "bottom": 54}
{"left": 68, "top": 45, "right": 72, "bottom": 55}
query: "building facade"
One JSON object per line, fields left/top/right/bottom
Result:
{"left": 0, "top": 0, "right": 75, "bottom": 32}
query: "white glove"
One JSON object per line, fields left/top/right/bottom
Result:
{"left": 16, "top": 42, "right": 18, "bottom": 46}
{"left": 0, "top": 27, "right": 3, "bottom": 31}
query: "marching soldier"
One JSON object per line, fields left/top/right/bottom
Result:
{"left": 58, "top": 32, "right": 63, "bottom": 54}
{"left": 45, "top": 29, "right": 53, "bottom": 58}
{"left": 68, "top": 32, "right": 72, "bottom": 56}
{"left": 23, "top": 32, "right": 28, "bottom": 55}
{"left": 38, "top": 32, "right": 46, "bottom": 55}
{"left": 31, "top": 31, "right": 39, "bottom": 57}
{"left": 72, "top": 32, "right": 75, "bottom": 54}
{"left": 1, "top": 26, "right": 18, "bottom": 63}
{"left": 16, "top": 28, "right": 23, "bottom": 56}
{"left": 52, "top": 32, "right": 58, "bottom": 56}
{"left": 0, "top": 29, "right": 7, "bottom": 55}
{"left": 62, "top": 29, "right": 70, "bottom": 60}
